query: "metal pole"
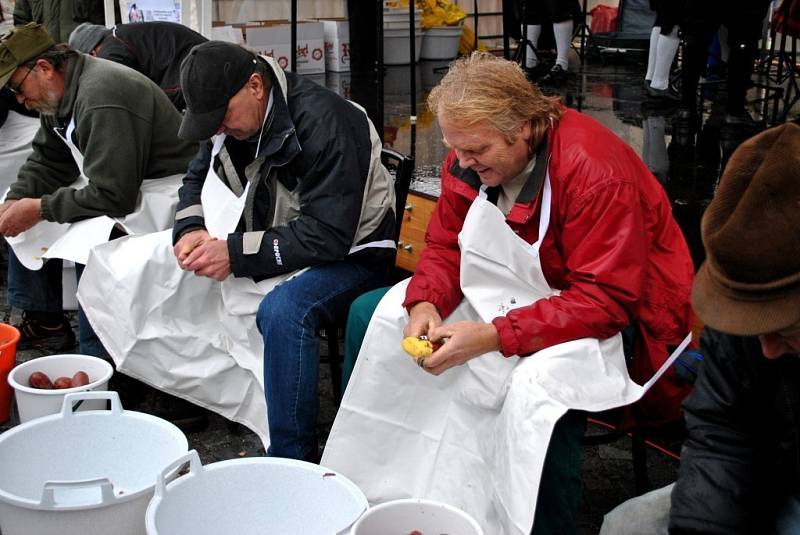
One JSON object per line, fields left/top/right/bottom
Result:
{"left": 291, "top": 0, "right": 297, "bottom": 72}
{"left": 409, "top": 0, "right": 416, "bottom": 119}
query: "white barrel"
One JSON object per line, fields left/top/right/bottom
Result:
{"left": 0, "top": 391, "right": 188, "bottom": 535}
{"left": 350, "top": 498, "right": 485, "bottom": 535}
{"left": 146, "top": 451, "right": 368, "bottom": 535}
{"left": 8, "top": 354, "right": 114, "bottom": 422}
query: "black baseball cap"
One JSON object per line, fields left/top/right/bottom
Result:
{"left": 179, "top": 41, "right": 258, "bottom": 141}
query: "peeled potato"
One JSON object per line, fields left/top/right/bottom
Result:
{"left": 401, "top": 336, "right": 435, "bottom": 359}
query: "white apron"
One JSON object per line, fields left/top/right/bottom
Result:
{"left": 321, "top": 176, "right": 689, "bottom": 534}
{"left": 5, "top": 118, "right": 182, "bottom": 269}
{"left": 78, "top": 134, "right": 302, "bottom": 448}
{"left": 0, "top": 111, "right": 39, "bottom": 193}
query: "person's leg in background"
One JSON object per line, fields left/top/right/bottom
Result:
{"left": 74, "top": 263, "right": 109, "bottom": 358}
{"left": 7, "top": 248, "right": 75, "bottom": 350}
{"left": 531, "top": 410, "right": 588, "bottom": 534}
{"left": 341, "top": 286, "right": 391, "bottom": 395}
{"left": 646, "top": 1, "right": 681, "bottom": 100}
{"left": 257, "top": 260, "right": 386, "bottom": 463}
{"left": 721, "top": 0, "right": 771, "bottom": 131}
{"left": 538, "top": 0, "right": 577, "bottom": 86}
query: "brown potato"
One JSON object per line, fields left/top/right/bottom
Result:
{"left": 28, "top": 371, "right": 54, "bottom": 389}
{"left": 71, "top": 371, "right": 90, "bottom": 387}
{"left": 53, "top": 376, "right": 73, "bottom": 389}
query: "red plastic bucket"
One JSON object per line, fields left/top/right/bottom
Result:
{"left": 0, "top": 324, "right": 21, "bottom": 423}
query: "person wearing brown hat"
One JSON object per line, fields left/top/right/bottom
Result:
{"left": 0, "top": 22, "right": 195, "bottom": 356}
{"left": 669, "top": 122, "right": 800, "bottom": 534}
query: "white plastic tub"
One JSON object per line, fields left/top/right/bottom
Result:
{"left": 350, "top": 498, "right": 484, "bottom": 535}
{"left": 0, "top": 391, "right": 188, "bottom": 535}
{"left": 384, "top": 28, "right": 424, "bottom": 65}
{"left": 8, "top": 354, "right": 114, "bottom": 422}
{"left": 146, "top": 451, "right": 368, "bottom": 535}
{"left": 421, "top": 25, "right": 463, "bottom": 60}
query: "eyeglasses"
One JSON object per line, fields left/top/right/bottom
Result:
{"left": 8, "top": 66, "right": 35, "bottom": 95}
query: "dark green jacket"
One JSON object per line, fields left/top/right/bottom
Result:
{"left": 7, "top": 54, "right": 195, "bottom": 223}
{"left": 14, "top": 0, "right": 120, "bottom": 43}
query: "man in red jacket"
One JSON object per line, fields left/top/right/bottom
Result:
{"left": 403, "top": 52, "right": 694, "bottom": 533}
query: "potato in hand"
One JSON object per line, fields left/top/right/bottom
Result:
{"left": 401, "top": 336, "right": 441, "bottom": 360}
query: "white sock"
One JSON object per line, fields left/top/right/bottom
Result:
{"left": 650, "top": 27, "right": 679, "bottom": 90}
{"left": 646, "top": 26, "right": 660, "bottom": 82}
{"left": 524, "top": 25, "right": 542, "bottom": 68}
{"left": 553, "top": 20, "right": 572, "bottom": 70}
{"left": 718, "top": 25, "right": 730, "bottom": 63}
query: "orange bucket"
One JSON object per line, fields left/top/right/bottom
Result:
{"left": 0, "top": 323, "right": 21, "bottom": 423}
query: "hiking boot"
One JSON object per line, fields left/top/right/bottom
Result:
{"left": 538, "top": 64, "right": 568, "bottom": 87}
{"left": 15, "top": 311, "right": 76, "bottom": 351}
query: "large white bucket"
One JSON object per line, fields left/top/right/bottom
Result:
{"left": 8, "top": 354, "right": 114, "bottom": 422}
{"left": 383, "top": 7, "right": 423, "bottom": 65}
{"left": 0, "top": 391, "right": 188, "bottom": 535}
{"left": 146, "top": 451, "right": 368, "bottom": 535}
{"left": 350, "top": 498, "right": 485, "bottom": 535}
{"left": 420, "top": 25, "right": 463, "bottom": 60}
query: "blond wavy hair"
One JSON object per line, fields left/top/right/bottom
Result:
{"left": 427, "top": 51, "right": 563, "bottom": 152}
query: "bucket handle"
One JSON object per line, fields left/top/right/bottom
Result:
{"left": 40, "top": 478, "right": 116, "bottom": 508}
{"left": 60, "top": 391, "right": 123, "bottom": 418}
{"left": 154, "top": 449, "right": 203, "bottom": 498}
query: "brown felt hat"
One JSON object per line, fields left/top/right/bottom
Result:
{"left": 692, "top": 122, "right": 800, "bottom": 336}
{"left": 0, "top": 23, "right": 55, "bottom": 88}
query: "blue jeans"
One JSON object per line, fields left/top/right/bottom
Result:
{"left": 7, "top": 248, "right": 108, "bottom": 358}
{"left": 256, "top": 259, "right": 386, "bottom": 461}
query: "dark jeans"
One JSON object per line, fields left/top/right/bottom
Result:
{"left": 7, "top": 248, "right": 107, "bottom": 357}
{"left": 256, "top": 259, "right": 386, "bottom": 462}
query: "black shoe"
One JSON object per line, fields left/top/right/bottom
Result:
{"left": 646, "top": 84, "right": 680, "bottom": 102}
{"left": 14, "top": 311, "right": 76, "bottom": 351}
{"left": 539, "top": 64, "right": 568, "bottom": 87}
{"left": 644, "top": 79, "right": 651, "bottom": 90}
{"left": 112, "top": 373, "right": 210, "bottom": 433}
{"left": 146, "top": 388, "right": 210, "bottom": 433}
{"left": 525, "top": 61, "right": 552, "bottom": 82}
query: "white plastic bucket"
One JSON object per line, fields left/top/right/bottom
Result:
{"left": 8, "top": 354, "right": 114, "bottom": 422}
{"left": 0, "top": 391, "right": 188, "bottom": 535}
{"left": 421, "top": 25, "right": 463, "bottom": 60}
{"left": 350, "top": 498, "right": 484, "bottom": 535}
{"left": 384, "top": 28, "right": 424, "bottom": 65}
{"left": 146, "top": 451, "right": 368, "bottom": 535}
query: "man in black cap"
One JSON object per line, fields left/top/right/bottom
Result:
{"left": 669, "top": 122, "right": 800, "bottom": 533}
{"left": 0, "top": 23, "right": 195, "bottom": 353}
{"left": 172, "top": 41, "right": 396, "bottom": 462}
{"left": 68, "top": 21, "right": 207, "bottom": 111}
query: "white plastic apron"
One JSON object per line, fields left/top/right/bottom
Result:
{"left": 321, "top": 176, "right": 689, "bottom": 535}
{"left": 78, "top": 134, "right": 302, "bottom": 449}
{"left": 5, "top": 118, "right": 182, "bottom": 269}
{"left": 0, "top": 111, "right": 39, "bottom": 193}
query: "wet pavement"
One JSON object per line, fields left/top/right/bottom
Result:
{"left": 2, "top": 42, "right": 799, "bottom": 534}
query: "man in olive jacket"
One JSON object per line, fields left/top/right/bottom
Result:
{"left": 0, "top": 23, "right": 196, "bottom": 354}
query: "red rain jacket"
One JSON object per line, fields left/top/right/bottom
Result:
{"left": 404, "top": 109, "right": 695, "bottom": 423}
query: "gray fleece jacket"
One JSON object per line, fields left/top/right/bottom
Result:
{"left": 7, "top": 53, "right": 195, "bottom": 223}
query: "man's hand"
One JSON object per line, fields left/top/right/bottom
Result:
{"left": 422, "top": 321, "right": 502, "bottom": 375}
{"left": 0, "top": 198, "right": 42, "bottom": 237}
{"left": 404, "top": 301, "right": 443, "bottom": 338}
{"left": 181, "top": 238, "right": 231, "bottom": 281}
{"left": 174, "top": 228, "right": 212, "bottom": 265}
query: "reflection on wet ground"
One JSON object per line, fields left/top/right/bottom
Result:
{"left": 310, "top": 51, "right": 799, "bottom": 271}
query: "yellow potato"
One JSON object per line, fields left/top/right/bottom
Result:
{"left": 401, "top": 336, "right": 435, "bottom": 359}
